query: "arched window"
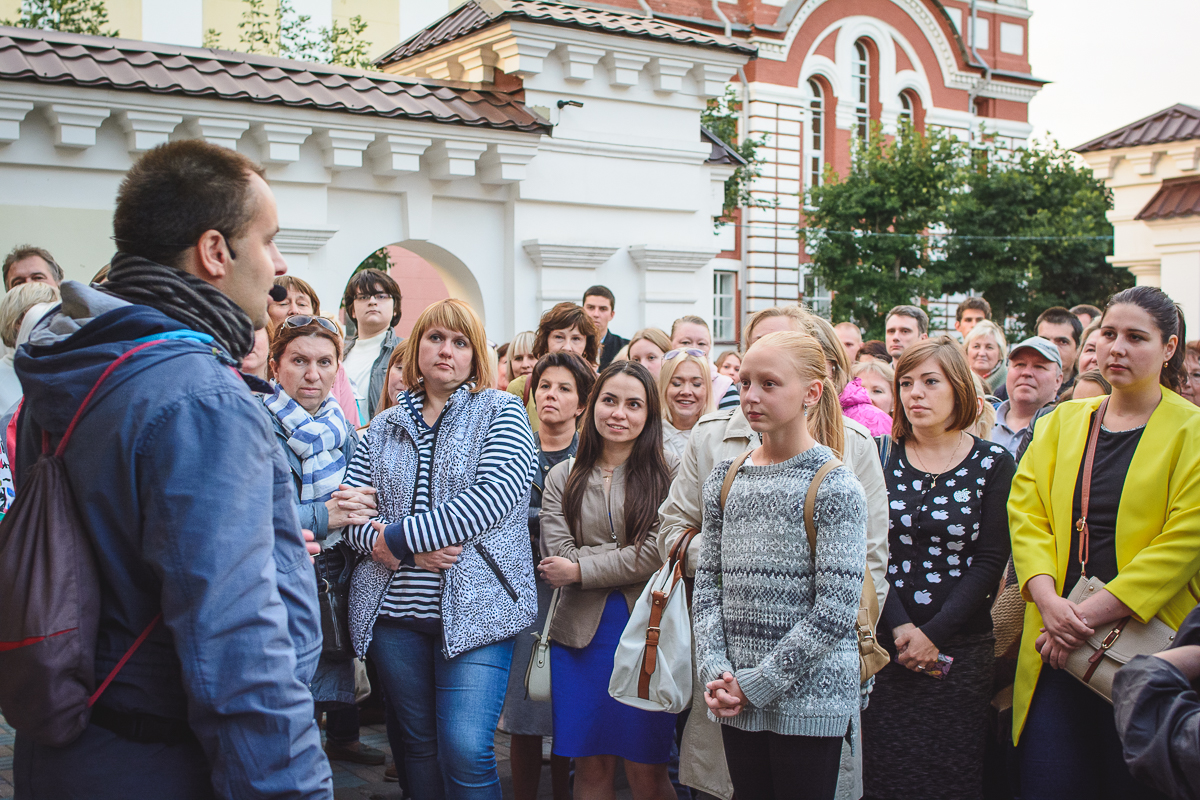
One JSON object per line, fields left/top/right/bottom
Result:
{"left": 898, "top": 92, "right": 913, "bottom": 128}
{"left": 853, "top": 41, "right": 870, "bottom": 142}
{"left": 808, "top": 78, "right": 824, "bottom": 188}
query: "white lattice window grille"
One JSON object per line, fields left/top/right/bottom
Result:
{"left": 808, "top": 78, "right": 825, "bottom": 189}
{"left": 713, "top": 271, "right": 737, "bottom": 343}
{"left": 854, "top": 42, "right": 870, "bottom": 143}
{"left": 802, "top": 271, "right": 832, "bottom": 319}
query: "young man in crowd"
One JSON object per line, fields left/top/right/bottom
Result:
{"left": 990, "top": 337, "right": 1063, "bottom": 457}
{"left": 3, "top": 245, "right": 63, "bottom": 290}
{"left": 11, "top": 140, "right": 331, "bottom": 798}
{"left": 341, "top": 268, "right": 402, "bottom": 420}
{"left": 884, "top": 304, "right": 929, "bottom": 360}
{"left": 834, "top": 321, "right": 863, "bottom": 361}
{"left": 582, "top": 285, "right": 627, "bottom": 369}
{"left": 954, "top": 297, "right": 991, "bottom": 340}
{"left": 1035, "top": 306, "right": 1083, "bottom": 397}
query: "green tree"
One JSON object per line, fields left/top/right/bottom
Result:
{"left": 702, "top": 86, "right": 775, "bottom": 224}
{"left": 236, "top": 0, "right": 372, "bottom": 68}
{"left": 355, "top": 247, "right": 394, "bottom": 275}
{"left": 2, "top": 0, "right": 118, "bottom": 36}
{"left": 803, "top": 122, "right": 963, "bottom": 337}
{"left": 941, "top": 140, "right": 1129, "bottom": 337}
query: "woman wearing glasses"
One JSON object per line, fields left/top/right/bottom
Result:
{"left": 659, "top": 348, "right": 714, "bottom": 459}
{"left": 341, "top": 268, "right": 403, "bottom": 421}
{"left": 264, "top": 315, "right": 384, "bottom": 766}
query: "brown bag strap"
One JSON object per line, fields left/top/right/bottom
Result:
{"left": 803, "top": 460, "right": 843, "bottom": 563}
{"left": 720, "top": 450, "right": 753, "bottom": 511}
{"left": 1077, "top": 397, "right": 1109, "bottom": 576}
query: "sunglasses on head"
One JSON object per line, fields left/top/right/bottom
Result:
{"left": 284, "top": 315, "right": 340, "bottom": 335}
{"left": 663, "top": 348, "right": 706, "bottom": 361}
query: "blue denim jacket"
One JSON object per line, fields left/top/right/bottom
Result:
{"left": 13, "top": 282, "right": 331, "bottom": 799}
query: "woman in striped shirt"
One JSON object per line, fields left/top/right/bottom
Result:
{"left": 344, "top": 299, "right": 538, "bottom": 800}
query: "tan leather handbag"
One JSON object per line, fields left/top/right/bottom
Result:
{"left": 1063, "top": 397, "right": 1176, "bottom": 703}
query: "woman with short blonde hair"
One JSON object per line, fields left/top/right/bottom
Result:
{"left": 964, "top": 319, "right": 1008, "bottom": 394}
{"left": 658, "top": 350, "right": 714, "bottom": 458}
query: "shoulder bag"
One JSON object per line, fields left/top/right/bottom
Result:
{"left": 1063, "top": 397, "right": 1176, "bottom": 703}
{"left": 314, "top": 540, "right": 365, "bottom": 662}
{"left": 522, "top": 457, "right": 575, "bottom": 701}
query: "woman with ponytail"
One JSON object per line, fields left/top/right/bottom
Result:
{"left": 1008, "top": 286, "right": 1200, "bottom": 800}
{"left": 861, "top": 336, "right": 1015, "bottom": 800}
{"left": 693, "top": 331, "right": 867, "bottom": 800}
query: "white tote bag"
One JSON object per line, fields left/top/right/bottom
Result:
{"left": 608, "top": 530, "right": 697, "bottom": 714}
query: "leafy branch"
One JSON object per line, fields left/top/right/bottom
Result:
{"left": 2, "top": 0, "right": 118, "bottom": 37}
{"left": 702, "top": 86, "right": 776, "bottom": 223}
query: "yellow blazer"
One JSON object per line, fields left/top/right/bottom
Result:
{"left": 1008, "top": 390, "right": 1200, "bottom": 741}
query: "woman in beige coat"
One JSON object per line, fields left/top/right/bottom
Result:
{"left": 539, "top": 360, "right": 680, "bottom": 800}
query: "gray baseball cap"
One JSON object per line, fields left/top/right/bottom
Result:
{"left": 1008, "top": 336, "right": 1062, "bottom": 368}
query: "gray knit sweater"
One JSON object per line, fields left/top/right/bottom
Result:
{"left": 693, "top": 444, "right": 867, "bottom": 738}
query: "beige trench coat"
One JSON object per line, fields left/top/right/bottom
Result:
{"left": 657, "top": 407, "right": 890, "bottom": 800}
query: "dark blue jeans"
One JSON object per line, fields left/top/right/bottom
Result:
{"left": 1019, "top": 666, "right": 1167, "bottom": 800}
{"left": 369, "top": 621, "right": 514, "bottom": 800}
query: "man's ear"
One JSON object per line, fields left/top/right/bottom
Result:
{"left": 192, "top": 229, "right": 232, "bottom": 281}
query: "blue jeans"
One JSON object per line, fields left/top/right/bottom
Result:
{"left": 369, "top": 621, "right": 514, "bottom": 800}
{"left": 1019, "top": 666, "right": 1167, "bottom": 800}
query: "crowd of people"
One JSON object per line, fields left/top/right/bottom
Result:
{"left": 4, "top": 140, "right": 1200, "bottom": 800}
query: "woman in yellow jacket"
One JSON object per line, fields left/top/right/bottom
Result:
{"left": 1009, "top": 286, "right": 1200, "bottom": 800}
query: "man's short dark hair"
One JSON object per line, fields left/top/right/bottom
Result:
{"left": 112, "top": 140, "right": 266, "bottom": 269}
{"left": 956, "top": 297, "right": 991, "bottom": 322}
{"left": 1036, "top": 306, "right": 1083, "bottom": 345}
{"left": 3, "top": 245, "right": 63, "bottom": 288}
{"left": 1071, "top": 304, "right": 1102, "bottom": 320}
{"left": 342, "top": 268, "right": 402, "bottom": 329}
{"left": 886, "top": 304, "right": 929, "bottom": 335}
{"left": 582, "top": 285, "right": 615, "bottom": 311}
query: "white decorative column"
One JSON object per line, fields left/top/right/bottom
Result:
{"left": 523, "top": 240, "right": 620, "bottom": 311}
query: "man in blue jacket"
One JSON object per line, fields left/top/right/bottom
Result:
{"left": 11, "top": 140, "right": 332, "bottom": 799}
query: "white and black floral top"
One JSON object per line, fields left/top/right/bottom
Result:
{"left": 879, "top": 435, "right": 1015, "bottom": 648}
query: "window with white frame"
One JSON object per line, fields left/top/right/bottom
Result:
{"left": 854, "top": 41, "right": 870, "bottom": 142}
{"left": 808, "top": 78, "right": 824, "bottom": 189}
{"left": 898, "top": 92, "right": 913, "bottom": 129}
{"left": 802, "top": 270, "right": 832, "bottom": 318}
{"left": 713, "top": 271, "right": 737, "bottom": 342}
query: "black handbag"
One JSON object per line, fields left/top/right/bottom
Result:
{"left": 313, "top": 540, "right": 364, "bottom": 662}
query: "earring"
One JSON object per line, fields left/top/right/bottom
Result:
{"left": 802, "top": 404, "right": 809, "bottom": 417}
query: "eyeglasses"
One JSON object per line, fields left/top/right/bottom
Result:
{"left": 663, "top": 348, "right": 706, "bottom": 361}
{"left": 354, "top": 292, "right": 393, "bottom": 303}
{"left": 284, "top": 315, "right": 340, "bottom": 335}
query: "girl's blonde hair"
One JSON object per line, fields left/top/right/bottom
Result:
{"left": 506, "top": 330, "right": 536, "bottom": 382}
{"left": 743, "top": 305, "right": 807, "bottom": 350}
{"left": 747, "top": 330, "right": 844, "bottom": 458}
{"left": 970, "top": 372, "right": 996, "bottom": 439}
{"left": 657, "top": 351, "right": 714, "bottom": 427}
{"left": 628, "top": 327, "right": 671, "bottom": 356}
{"left": 402, "top": 299, "right": 495, "bottom": 392}
{"left": 852, "top": 358, "right": 895, "bottom": 386}
{"left": 802, "top": 314, "right": 852, "bottom": 395}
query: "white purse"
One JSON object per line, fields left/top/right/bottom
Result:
{"left": 608, "top": 529, "right": 699, "bottom": 714}
{"left": 523, "top": 588, "right": 559, "bottom": 702}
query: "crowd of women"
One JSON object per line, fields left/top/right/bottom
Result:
{"left": 140, "top": 265, "right": 1200, "bottom": 800}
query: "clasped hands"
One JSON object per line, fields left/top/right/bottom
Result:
{"left": 325, "top": 484, "right": 378, "bottom": 528}
{"left": 893, "top": 623, "right": 940, "bottom": 673}
{"left": 1033, "top": 593, "right": 1094, "bottom": 669}
{"left": 368, "top": 521, "right": 462, "bottom": 573}
{"left": 704, "top": 672, "right": 747, "bottom": 718}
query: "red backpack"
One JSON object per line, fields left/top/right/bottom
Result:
{"left": 0, "top": 341, "right": 164, "bottom": 746}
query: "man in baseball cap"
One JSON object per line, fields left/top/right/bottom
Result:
{"left": 991, "top": 336, "right": 1063, "bottom": 457}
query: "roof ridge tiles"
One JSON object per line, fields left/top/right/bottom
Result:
{"left": 1075, "top": 103, "right": 1200, "bottom": 153}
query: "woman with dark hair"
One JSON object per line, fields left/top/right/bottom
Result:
{"left": 855, "top": 340, "right": 891, "bottom": 365}
{"left": 507, "top": 304, "right": 600, "bottom": 430}
{"left": 501, "top": 352, "right": 596, "bottom": 800}
{"left": 862, "top": 337, "right": 1015, "bottom": 800}
{"left": 342, "top": 268, "right": 403, "bottom": 421}
{"left": 1009, "top": 286, "right": 1200, "bottom": 800}
{"left": 538, "top": 360, "right": 678, "bottom": 800}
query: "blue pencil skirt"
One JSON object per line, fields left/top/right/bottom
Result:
{"left": 550, "top": 592, "right": 676, "bottom": 764}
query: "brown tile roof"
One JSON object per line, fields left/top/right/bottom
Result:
{"left": 375, "top": 0, "right": 756, "bottom": 67}
{"left": 1135, "top": 176, "right": 1200, "bottom": 222}
{"left": 0, "top": 25, "right": 551, "bottom": 134}
{"left": 1074, "top": 104, "right": 1200, "bottom": 153}
{"left": 701, "top": 125, "right": 745, "bottom": 166}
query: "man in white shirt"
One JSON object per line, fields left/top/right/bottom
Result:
{"left": 341, "top": 268, "right": 401, "bottom": 420}
{"left": 991, "top": 337, "right": 1062, "bottom": 456}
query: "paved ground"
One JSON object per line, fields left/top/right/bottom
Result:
{"left": 0, "top": 714, "right": 633, "bottom": 800}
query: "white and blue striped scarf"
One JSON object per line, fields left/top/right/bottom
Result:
{"left": 265, "top": 386, "right": 350, "bottom": 502}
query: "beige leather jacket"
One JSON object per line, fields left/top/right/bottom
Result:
{"left": 540, "top": 454, "right": 680, "bottom": 649}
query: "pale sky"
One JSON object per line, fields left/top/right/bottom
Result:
{"left": 1026, "top": 0, "right": 1200, "bottom": 150}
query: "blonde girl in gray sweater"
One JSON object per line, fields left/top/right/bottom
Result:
{"left": 693, "top": 330, "right": 868, "bottom": 800}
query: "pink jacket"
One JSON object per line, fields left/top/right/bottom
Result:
{"left": 839, "top": 377, "right": 892, "bottom": 437}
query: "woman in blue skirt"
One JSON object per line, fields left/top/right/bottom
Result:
{"left": 538, "top": 360, "right": 679, "bottom": 800}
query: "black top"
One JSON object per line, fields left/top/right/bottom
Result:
{"left": 599, "top": 330, "right": 629, "bottom": 369}
{"left": 1064, "top": 413, "right": 1144, "bottom": 592}
{"left": 880, "top": 436, "right": 1016, "bottom": 649}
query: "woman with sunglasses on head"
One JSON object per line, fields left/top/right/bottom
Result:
{"left": 343, "top": 299, "right": 537, "bottom": 800}
{"left": 264, "top": 315, "right": 384, "bottom": 767}
{"left": 1009, "top": 287, "right": 1200, "bottom": 800}
{"left": 659, "top": 348, "right": 715, "bottom": 459}
{"left": 671, "top": 316, "right": 737, "bottom": 411}
{"left": 538, "top": 360, "right": 678, "bottom": 800}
